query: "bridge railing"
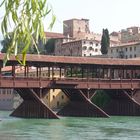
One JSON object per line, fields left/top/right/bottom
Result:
{"left": 1, "top": 76, "right": 140, "bottom": 82}
{"left": 0, "top": 76, "right": 140, "bottom": 89}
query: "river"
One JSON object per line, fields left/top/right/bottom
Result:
{"left": 0, "top": 111, "right": 140, "bottom": 140}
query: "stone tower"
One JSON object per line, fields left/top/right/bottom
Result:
{"left": 63, "top": 18, "right": 90, "bottom": 39}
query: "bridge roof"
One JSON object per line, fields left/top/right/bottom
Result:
{"left": 0, "top": 53, "right": 140, "bottom": 67}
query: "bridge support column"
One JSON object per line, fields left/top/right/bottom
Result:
{"left": 10, "top": 88, "right": 59, "bottom": 119}
{"left": 102, "top": 89, "right": 140, "bottom": 116}
{"left": 57, "top": 89, "right": 109, "bottom": 117}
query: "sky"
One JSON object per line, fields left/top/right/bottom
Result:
{"left": 46, "top": 0, "right": 140, "bottom": 34}
{"left": 0, "top": 0, "right": 140, "bottom": 35}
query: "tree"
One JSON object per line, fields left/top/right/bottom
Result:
{"left": 0, "top": 0, "right": 56, "bottom": 66}
{"left": 0, "top": 35, "right": 56, "bottom": 55}
{"left": 104, "top": 29, "right": 110, "bottom": 47}
{"left": 1, "top": 34, "right": 12, "bottom": 53}
{"left": 101, "top": 29, "right": 110, "bottom": 54}
{"left": 1, "top": 34, "right": 36, "bottom": 54}
{"left": 44, "top": 39, "right": 56, "bottom": 55}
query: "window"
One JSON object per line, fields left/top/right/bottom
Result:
{"left": 77, "top": 46, "right": 80, "bottom": 51}
{"left": 126, "top": 55, "right": 128, "bottom": 59}
{"left": 135, "top": 72, "right": 138, "bottom": 77}
{"left": 111, "top": 49, "right": 113, "bottom": 53}
{"left": 134, "top": 54, "right": 137, "bottom": 58}
{"left": 130, "top": 55, "right": 132, "bottom": 58}
{"left": 84, "top": 54, "right": 86, "bottom": 56}
{"left": 89, "top": 47, "right": 93, "bottom": 50}
{"left": 62, "top": 95, "right": 64, "bottom": 99}
{"left": 90, "top": 42, "right": 93, "bottom": 45}
{"left": 95, "top": 49, "right": 98, "bottom": 52}
{"left": 82, "top": 46, "right": 87, "bottom": 50}
{"left": 116, "top": 49, "right": 118, "bottom": 52}
{"left": 78, "top": 27, "right": 81, "bottom": 32}
{"left": 126, "top": 48, "right": 127, "bottom": 51}
{"left": 53, "top": 95, "right": 55, "bottom": 99}
{"left": 134, "top": 47, "right": 136, "bottom": 51}
{"left": 90, "top": 53, "right": 92, "bottom": 56}
{"left": 130, "top": 47, "right": 132, "bottom": 51}
{"left": 96, "top": 43, "right": 98, "bottom": 46}
{"left": 57, "top": 101, "right": 60, "bottom": 107}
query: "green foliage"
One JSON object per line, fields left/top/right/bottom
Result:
{"left": 92, "top": 90, "right": 110, "bottom": 108}
{"left": 101, "top": 29, "right": 110, "bottom": 54}
{"left": 0, "top": 0, "right": 56, "bottom": 66}
{"left": 44, "top": 38, "right": 56, "bottom": 54}
{"left": 104, "top": 29, "right": 110, "bottom": 46}
{"left": 1, "top": 34, "right": 12, "bottom": 53}
{"left": 1, "top": 34, "right": 42, "bottom": 54}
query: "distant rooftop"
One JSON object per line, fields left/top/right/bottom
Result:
{"left": 110, "top": 42, "right": 140, "bottom": 48}
{"left": 45, "top": 32, "right": 65, "bottom": 39}
{"left": 63, "top": 18, "right": 89, "bottom": 22}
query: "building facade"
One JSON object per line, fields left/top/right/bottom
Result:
{"left": 63, "top": 18, "right": 90, "bottom": 39}
{"left": 63, "top": 18, "right": 120, "bottom": 43}
{"left": 121, "top": 27, "right": 140, "bottom": 43}
{"left": 63, "top": 18, "right": 102, "bottom": 41}
{"left": 0, "top": 89, "right": 14, "bottom": 110}
{"left": 111, "top": 27, "right": 140, "bottom": 44}
{"left": 108, "top": 42, "right": 140, "bottom": 59}
{"left": 54, "top": 18, "right": 120, "bottom": 57}
{"left": 55, "top": 39, "right": 101, "bottom": 57}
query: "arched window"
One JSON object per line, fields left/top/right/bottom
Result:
{"left": 82, "top": 46, "right": 87, "bottom": 50}
{"left": 89, "top": 47, "right": 93, "bottom": 50}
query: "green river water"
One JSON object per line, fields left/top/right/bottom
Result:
{"left": 0, "top": 111, "right": 140, "bottom": 140}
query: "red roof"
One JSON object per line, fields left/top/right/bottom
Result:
{"left": 0, "top": 53, "right": 140, "bottom": 67}
{"left": 111, "top": 42, "right": 140, "bottom": 48}
{"left": 45, "top": 32, "right": 65, "bottom": 39}
{"left": 2, "top": 66, "right": 12, "bottom": 72}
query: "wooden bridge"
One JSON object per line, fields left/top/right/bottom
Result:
{"left": 0, "top": 54, "right": 140, "bottom": 118}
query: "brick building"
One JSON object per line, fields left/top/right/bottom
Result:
{"left": 63, "top": 18, "right": 101, "bottom": 41}
{"left": 110, "top": 27, "right": 140, "bottom": 44}
{"left": 55, "top": 39, "right": 101, "bottom": 57}
{"left": 121, "top": 27, "right": 140, "bottom": 43}
{"left": 54, "top": 18, "right": 120, "bottom": 57}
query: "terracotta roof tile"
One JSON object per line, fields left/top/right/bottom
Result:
{"left": 1, "top": 66, "right": 12, "bottom": 72}
{"left": 111, "top": 42, "right": 140, "bottom": 48}
{"left": 0, "top": 53, "right": 140, "bottom": 67}
{"left": 45, "top": 32, "right": 65, "bottom": 39}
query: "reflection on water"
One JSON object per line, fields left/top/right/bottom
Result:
{"left": 0, "top": 111, "right": 140, "bottom": 140}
